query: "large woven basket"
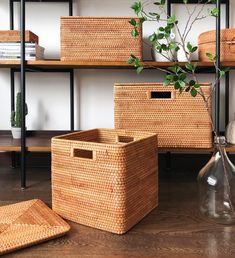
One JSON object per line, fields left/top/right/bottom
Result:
{"left": 52, "top": 129, "right": 158, "bottom": 234}
{"left": 114, "top": 83, "right": 212, "bottom": 149}
{"left": 198, "top": 29, "right": 235, "bottom": 61}
{"left": 60, "top": 17, "right": 142, "bottom": 61}
{"left": 0, "top": 30, "right": 38, "bottom": 43}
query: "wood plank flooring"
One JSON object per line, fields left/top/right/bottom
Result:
{"left": 1, "top": 166, "right": 235, "bottom": 258}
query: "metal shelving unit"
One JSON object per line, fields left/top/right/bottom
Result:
{"left": 0, "top": 0, "right": 232, "bottom": 188}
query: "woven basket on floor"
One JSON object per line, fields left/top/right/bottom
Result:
{"left": 198, "top": 29, "right": 235, "bottom": 61}
{"left": 52, "top": 128, "right": 158, "bottom": 234}
{"left": 114, "top": 83, "right": 212, "bottom": 149}
{"left": 0, "top": 199, "right": 70, "bottom": 255}
{"left": 60, "top": 17, "right": 142, "bottom": 61}
{"left": 0, "top": 30, "right": 38, "bottom": 43}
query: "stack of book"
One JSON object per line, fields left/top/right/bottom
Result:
{"left": 0, "top": 42, "right": 45, "bottom": 60}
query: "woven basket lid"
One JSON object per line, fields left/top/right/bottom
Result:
{"left": 0, "top": 199, "right": 70, "bottom": 255}
{"left": 198, "top": 28, "right": 235, "bottom": 44}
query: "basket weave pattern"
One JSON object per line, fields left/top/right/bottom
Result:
{"left": 52, "top": 129, "right": 158, "bottom": 234}
{"left": 198, "top": 29, "right": 235, "bottom": 61}
{"left": 0, "top": 199, "right": 70, "bottom": 255}
{"left": 114, "top": 83, "right": 212, "bottom": 148}
{"left": 60, "top": 17, "right": 142, "bottom": 61}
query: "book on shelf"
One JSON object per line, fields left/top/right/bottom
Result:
{"left": 0, "top": 42, "right": 45, "bottom": 60}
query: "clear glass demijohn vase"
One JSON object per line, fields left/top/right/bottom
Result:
{"left": 197, "top": 136, "right": 235, "bottom": 224}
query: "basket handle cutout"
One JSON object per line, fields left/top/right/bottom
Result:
{"left": 228, "top": 39, "right": 235, "bottom": 53}
{"left": 72, "top": 148, "right": 93, "bottom": 159}
{"left": 150, "top": 91, "right": 172, "bottom": 99}
{"left": 117, "top": 135, "right": 134, "bottom": 143}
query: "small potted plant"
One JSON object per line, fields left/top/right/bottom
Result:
{"left": 11, "top": 92, "right": 28, "bottom": 139}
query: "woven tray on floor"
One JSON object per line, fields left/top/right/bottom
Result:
{"left": 0, "top": 199, "right": 70, "bottom": 255}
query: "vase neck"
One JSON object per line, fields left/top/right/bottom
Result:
{"left": 214, "top": 136, "right": 226, "bottom": 147}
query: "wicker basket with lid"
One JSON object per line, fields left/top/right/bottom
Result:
{"left": 198, "top": 29, "right": 235, "bottom": 62}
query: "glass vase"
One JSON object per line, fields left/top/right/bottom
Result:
{"left": 197, "top": 136, "right": 235, "bottom": 224}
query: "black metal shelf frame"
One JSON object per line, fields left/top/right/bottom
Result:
{"left": 168, "top": 0, "right": 230, "bottom": 134}
{"left": 10, "top": 0, "right": 73, "bottom": 189}
{"left": 3, "top": 0, "right": 230, "bottom": 188}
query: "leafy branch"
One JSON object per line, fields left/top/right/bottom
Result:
{"left": 129, "top": 0, "right": 225, "bottom": 139}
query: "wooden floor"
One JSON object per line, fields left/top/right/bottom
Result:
{"left": 1, "top": 166, "right": 235, "bottom": 258}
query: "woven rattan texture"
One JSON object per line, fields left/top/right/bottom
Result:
{"left": 52, "top": 129, "right": 158, "bottom": 234}
{"left": 114, "top": 83, "right": 212, "bottom": 148}
{"left": 198, "top": 29, "right": 235, "bottom": 61}
{"left": 0, "top": 199, "right": 70, "bottom": 255}
{"left": 0, "top": 30, "right": 38, "bottom": 43}
{"left": 60, "top": 17, "right": 142, "bottom": 61}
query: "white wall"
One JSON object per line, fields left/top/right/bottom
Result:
{"left": 0, "top": 0, "right": 233, "bottom": 131}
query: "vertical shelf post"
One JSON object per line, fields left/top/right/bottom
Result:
{"left": 70, "top": 70, "right": 74, "bottom": 130}
{"left": 10, "top": 69, "right": 17, "bottom": 168}
{"left": 10, "top": 0, "right": 17, "bottom": 168}
{"left": 10, "top": 0, "right": 14, "bottom": 30}
{"left": 20, "top": 0, "right": 26, "bottom": 189}
{"left": 69, "top": 0, "right": 74, "bottom": 130}
{"left": 215, "top": 0, "right": 221, "bottom": 135}
{"left": 225, "top": 0, "right": 230, "bottom": 127}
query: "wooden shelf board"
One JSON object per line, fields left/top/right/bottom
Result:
{"left": 28, "top": 60, "right": 215, "bottom": 69}
{"left": 1, "top": 130, "right": 235, "bottom": 153}
{"left": 27, "top": 60, "right": 134, "bottom": 69}
{"left": 0, "top": 131, "right": 70, "bottom": 153}
{"left": 158, "top": 147, "right": 213, "bottom": 153}
{"left": 0, "top": 135, "right": 51, "bottom": 152}
{"left": 1, "top": 59, "right": 235, "bottom": 69}
{"left": 0, "top": 60, "right": 21, "bottom": 68}
{"left": 27, "top": 60, "right": 235, "bottom": 69}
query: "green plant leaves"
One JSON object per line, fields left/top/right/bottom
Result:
{"left": 185, "top": 63, "right": 197, "bottom": 72}
{"left": 187, "top": 42, "right": 197, "bottom": 53}
{"left": 211, "top": 7, "right": 219, "bottom": 17}
{"left": 129, "top": 18, "right": 137, "bottom": 26}
{"left": 148, "top": 12, "right": 160, "bottom": 21}
{"left": 154, "top": 0, "right": 166, "bottom": 6}
{"left": 163, "top": 79, "right": 171, "bottom": 86}
{"left": 127, "top": 55, "right": 136, "bottom": 64}
{"left": 190, "top": 88, "right": 197, "bottom": 97}
{"left": 167, "top": 14, "right": 178, "bottom": 25}
{"left": 131, "top": 2, "right": 142, "bottom": 15}
{"left": 128, "top": 55, "right": 144, "bottom": 74}
{"left": 168, "top": 64, "right": 180, "bottom": 74}
{"left": 131, "top": 29, "right": 139, "bottom": 38}
{"left": 206, "top": 52, "right": 216, "bottom": 61}
{"left": 136, "top": 66, "right": 144, "bottom": 74}
{"left": 219, "top": 68, "right": 230, "bottom": 77}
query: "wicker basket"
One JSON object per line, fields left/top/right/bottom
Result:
{"left": 0, "top": 30, "right": 38, "bottom": 43}
{"left": 60, "top": 17, "right": 142, "bottom": 61}
{"left": 198, "top": 29, "right": 235, "bottom": 61}
{"left": 114, "top": 83, "right": 212, "bottom": 149}
{"left": 52, "top": 129, "right": 158, "bottom": 234}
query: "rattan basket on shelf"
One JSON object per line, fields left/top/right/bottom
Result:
{"left": 114, "top": 83, "right": 212, "bottom": 149}
{"left": 0, "top": 30, "right": 38, "bottom": 43}
{"left": 198, "top": 29, "right": 235, "bottom": 62}
{"left": 60, "top": 17, "right": 142, "bottom": 61}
